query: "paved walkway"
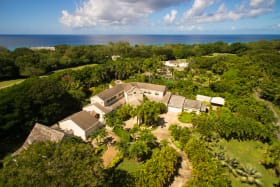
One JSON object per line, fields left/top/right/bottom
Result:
{"left": 152, "top": 111, "right": 192, "bottom": 187}
{"left": 101, "top": 130, "right": 120, "bottom": 167}
{"left": 169, "top": 141, "right": 192, "bottom": 187}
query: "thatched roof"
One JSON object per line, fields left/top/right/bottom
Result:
{"left": 15, "top": 123, "right": 65, "bottom": 154}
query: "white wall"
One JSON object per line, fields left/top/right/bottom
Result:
{"left": 140, "top": 88, "right": 164, "bottom": 98}
{"left": 168, "top": 106, "right": 182, "bottom": 113}
{"left": 91, "top": 96, "right": 104, "bottom": 106}
{"left": 83, "top": 105, "right": 106, "bottom": 122}
{"left": 184, "top": 108, "right": 200, "bottom": 114}
{"left": 59, "top": 120, "right": 86, "bottom": 140}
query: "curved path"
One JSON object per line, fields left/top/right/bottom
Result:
{"left": 169, "top": 141, "right": 192, "bottom": 187}
{"left": 150, "top": 111, "right": 192, "bottom": 187}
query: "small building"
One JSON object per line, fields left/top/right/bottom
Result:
{"left": 164, "top": 60, "right": 188, "bottom": 68}
{"left": 184, "top": 99, "right": 207, "bottom": 114}
{"left": 59, "top": 111, "right": 103, "bottom": 141}
{"left": 168, "top": 95, "right": 185, "bottom": 113}
{"left": 15, "top": 123, "right": 65, "bottom": 154}
{"left": 196, "top": 95, "right": 212, "bottom": 103}
{"left": 211, "top": 97, "right": 225, "bottom": 106}
{"left": 112, "top": 55, "right": 121, "bottom": 61}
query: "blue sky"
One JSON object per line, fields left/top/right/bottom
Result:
{"left": 0, "top": 0, "right": 280, "bottom": 34}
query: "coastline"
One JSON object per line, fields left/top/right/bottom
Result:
{"left": 1, "top": 34, "right": 280, "bottom": 50}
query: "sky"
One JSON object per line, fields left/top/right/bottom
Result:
{"left": 0, "top": 0, "right": 280, "bottom": 34}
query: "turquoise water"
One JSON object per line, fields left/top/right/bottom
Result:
{"left": 1, "top": 34, "right": 280, "bottom": 50}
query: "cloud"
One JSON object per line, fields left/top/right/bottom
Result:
{"left": 60, "top": 0, "right": 188, "bottom": 28}
{"left": 250, "top": 0, "right": 274, "bottom": 8}
{"left": 182, "top": 0, "right": 275, "bottom": 24}
{"left": 164, "top": 10, "right": 178, "bottom": 24}
{"left": 184, "top": 0, "right": 219, "bottom": 17}
{"left": 178, "top": 25, "right": 203, "bottom": 32}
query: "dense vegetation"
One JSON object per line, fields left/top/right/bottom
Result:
{"left": 1, "top": 40, "right": 280, "bottom": 186}
{"left": 0, "top": 138, "right": 106, "bottom": 186}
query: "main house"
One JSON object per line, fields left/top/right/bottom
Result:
{"left": 83, "top": 82, "right": 169, "bottom": 122}
{"left": 18, "top": 82, "right": 225, "bottom": 146}
{"left": 83, "top": 81, "right": 212, "bottom": 122}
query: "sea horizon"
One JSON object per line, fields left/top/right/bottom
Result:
{"left": 1, "top": 34, "right": 280, "bottom": 50}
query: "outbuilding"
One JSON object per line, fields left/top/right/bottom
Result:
{"left": 59, "top": 111, "right": 103, "bottom": 140}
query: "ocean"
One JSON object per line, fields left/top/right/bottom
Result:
{"left": 1, "top": 34, "right": 280, "bottom": 50}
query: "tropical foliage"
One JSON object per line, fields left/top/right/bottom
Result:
{"left": 0, "top": 139, "right": 106, "bottom": 186}
{"left": 136, "top": 146, "right": 179, "bottom": 187}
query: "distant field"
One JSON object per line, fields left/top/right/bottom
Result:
{"left": 0, "top": 79, "right": 25, "bottom": 89}
{"left": 204, "top": 53, "right": 237, "bottom": 57}
{"left": 52, "top": 63, "right": 97, "bottom": 73}
{"left": 220, "top": 139, "right": 278, "bottom": 187}
{"left": 0, "top": 64, "right": 97, "bottom": 90}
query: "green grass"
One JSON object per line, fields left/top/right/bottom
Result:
{"left": 204, "top": 53, "right": 237, "bottom": 57}
{"left": 0, "top": 79, "right": 25, "bottom": 89}
{"left": 220, "top": 139, "right": 278, "bottom": 187}
{"left": 117, "top": 158, "right": 141, "bottom": 174}
{"left": 52, "top": 63, "right": 97, "bottom": 73}
{"left": 0, "top": 64, "right": 97, "bottom": 90}
{"left": 178, "top": 112, "right": 193, "bottom": 123}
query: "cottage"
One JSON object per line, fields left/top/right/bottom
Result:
{"left": 168, "top": 95, "right": 185, "bottom": 113}
{"left": 15, "top": 123, "right": 65, "bottom": 154}
{"left": 211, "top": 97, "right": 225, "bottom": 106}
{"left": 59, "top": 111, "right": 103, "bottom": 140}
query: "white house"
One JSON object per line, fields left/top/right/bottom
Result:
{"left": 87, "top": 82, "right": 168, "bottom": 121}
{"left": 211, "top": 97, "right": 225, "bottom": 106}
{"left": 59, "top": 111, "right": 103, "bottom": 140}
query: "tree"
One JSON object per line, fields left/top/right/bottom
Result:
{"left": 184, "top": 138, "right": 231, "bottom": 187}
{"left": 169, "top": 124, "right": 191, "bottom": 147}
{"left": 262, "top": 141, "right": 280, "bottom": 177}
{"left": 90, "top": 128, "right": 107, "bottom": 144}
{"left": 129, "top": 141, "right": 149, "bottom": 161}
{"left": 136, "top": 146, "right": 179, "bottom": 187}
{"left": 0, "top": 78, "right": 81, "bottom": 137}
{"left": 0, "top": 139, "right": 106, "bottom": 186}
{"left": 135, "top": 100, "right": 164, "bottom": 126}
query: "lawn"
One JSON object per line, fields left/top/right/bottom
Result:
{"left": 116, "top": 158, "right": 141, "bottom": 175}
{"left": 220, "top": 139, "right": 278, "bottom": 187}
{"left": 0, "top": 64, "right": 97, "bottom": 90}
{"left": 204, "top": 53, "right": 237, "bottom": 57}
{"left": 178, "top": 112, "right": 193, "bottom": 123}
{"left": 0, "top": 79, "right": 25, "bottom": 89}
{"left": 52, "top": 63, "right": 97, "bottom": 73}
